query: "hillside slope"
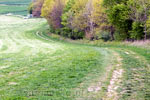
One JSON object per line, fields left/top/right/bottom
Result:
{"left": 0, "top": 16, "right": 150, "bottom": 100}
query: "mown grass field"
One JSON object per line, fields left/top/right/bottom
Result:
{"left": 0, "top": 0, "right": 31, "bottom": 16}
{"left": 0, "top": 15, "right": 150, "bottom": 100}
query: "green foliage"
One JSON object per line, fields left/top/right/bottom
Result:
{"left": 61, "top": 0, "right": 75, "bottom": 27}
{"left": 41, "top": 0, "right": 65, "bottom": 29}
{"left": 103, "top": 0, "right": 126, "bottom": 7}
{"left": 60, "top": 0, "right": 84, "bottom": 39}
{"left": 39, "top": 0, "right": 150, "bottom": 40}
{"left": 51, "top": 27, "right": 84, "bottom": 39}
{"left": 108, "top": 4, "right": 131, "bottom": 33}
{"left": 146, "top": 16, "right": 150, "bottom": 37}
{"left": 130, "top": 22, "right": 144, "bottom": 40}
{"left": 41, "top": 0, "right": 106, "bottom": 40}
{"left": 99, "top": 31, "right": 111, "bottom": 42}
{"left": 127, "top": 0, "right": 150, "bottom": 39}
{"left": 103, "top": 0, "right": 150, "bottom": 40}
{"left": 63, "top": 0, "right": 75, "bottom": 12}
{"left": 114, "top": 31, "right": 128, "bottom": 41}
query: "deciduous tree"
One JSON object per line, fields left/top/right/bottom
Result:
{"left": 128, "top": 0, "right": 150, "bottom": 39}
{"left": 42, "top": 0, "right": 65, "bottom": 29}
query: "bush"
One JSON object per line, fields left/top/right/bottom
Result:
{"left": 114, "top": 31, "right": 128, "bottom": 41}
{"left": 99, "top": 31, "right": 111, "bottom": 42}
{"left": 107, "top": 4, "right": 132, "bottom": 40}
{"left": 49, "top": 27, "right": 84, "bottom": 39}
{"left": 130, "top": 22, "right": 144, "bottom": 40}
{"left": 61, "top": 28, "right": 84, "bottom": 39}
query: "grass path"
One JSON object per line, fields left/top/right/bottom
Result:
{"left": 0, "top": 15, "right": 150, "bottom": 100}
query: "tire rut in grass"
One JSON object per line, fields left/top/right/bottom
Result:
{"left": 103, "top": 52, "right": 124, "bottom": 100}
{"left": 71, "top": 48, "right": 115, "bottom": 100}
{"left": 118, "top": 50, "right": 150, "bottom": 100}
{"left": 73, "top": 49, "right": 124, "bottom": 100}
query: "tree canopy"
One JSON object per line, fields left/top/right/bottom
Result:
{"left": 31, "top": 0, "right": 150, "bottom": 40}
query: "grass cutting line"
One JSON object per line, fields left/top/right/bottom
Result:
{"left": 0, "top": 15, "right": 150, "bottom": 100}
{"left": 0, "top": 15, "right": 114, "bottom": 100}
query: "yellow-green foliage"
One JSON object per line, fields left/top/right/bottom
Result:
{"left": 70, "top": 0, "right": 88, "bottom": 14}
{"left": 41, "top": 0, "right": 55, "bottom": 18}
{"left": 71, "top": 0, "right": 104, "bottom": 34}
{"left": 93, "top": 0, "right": 104, "bottom": 24}
{"left": 41, "top": 0, "right": 68, "bottom": 18}
{"left": 41, "top": 0, "right": 105, "bottom": 39}
{"left": 38, "top": 0, "right": 150, "bottom": 40}
{"left": 146, "top": 16, "right": 150, "bottom": 34}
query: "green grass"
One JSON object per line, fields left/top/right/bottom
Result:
{"left": 43, "top": 33, "right": 150, "bottom": 100}
{"left": 0, "top": 0, "right": 31, "bottom": 4}
{"left": 0, "top": 15, "right": 150, "bottom": 100}
{"left": 0, "top": 0, "right": 31, "bottom": 16}
{"left": 0, "top": 16, "right": 115, "bottom": 100}
{"left": 0, "top": 5, "right": 28, "bottom": 16}
{"left": 79, "top": 42, "right": 150, "bottom": 100}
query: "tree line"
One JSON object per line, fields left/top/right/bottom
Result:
{"left": 29, "top": 0, "right": 150, "bottom": 41}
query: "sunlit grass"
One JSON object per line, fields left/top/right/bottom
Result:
{"left": 0, "top": 16, "right": 113, "bottom": 100}
{"left": 0, "top": 15, "right": 150, "bottom": 100}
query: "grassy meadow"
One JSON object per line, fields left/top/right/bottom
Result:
{"left": 0, "top": 0, "right": 31, "bottom": 16}
{"left": 0, "top": 15, "right": 150, "bottom": 100}
{"left": 0, "top": 0, "right": 150, "bottom": 99}
{"left": 0, "top": 16, "right": 114, "bottom": 100}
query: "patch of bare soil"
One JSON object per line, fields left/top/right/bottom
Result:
{"left": 8, "top": 82, "right": 18, "bottom": 85}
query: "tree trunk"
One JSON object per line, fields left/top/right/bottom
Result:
{"left": 110, "top": 26, "right": 114, "bottom": 40}
{"left": 144, "top": 25, "right": 147, "bottom": 40}
{"left": 110, "top": 31, "right": 114, "bottom": 40}
{"left": 85, "top": 29, "right": 94, "bottom": 40}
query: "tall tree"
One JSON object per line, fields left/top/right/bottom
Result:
{"left": 42, "top": 0, "right": 65, "bottom": 29}
{"left": 71, "top": 0, "right": 105, "bottom": 39}
{"left": 32, "top": 0, "right": 44, "bottom": 17}
{"left": 128, "top": 0, "right": 150, "bottom": 39}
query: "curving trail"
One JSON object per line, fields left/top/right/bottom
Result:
{"left": 0, "top": 16, "right": 150, "bottom": 100}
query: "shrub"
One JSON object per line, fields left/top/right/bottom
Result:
{"left": 130, "top": 22, "right": 144, "bottom": 40}
{"left": 108, "top": 4, "right": 132, "bottom": 34}
{"left": 114, "top": 31, "right": 129, "bottom": 41}
{"left": 99, "top": 31, "right": 111, "bottom": 42}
